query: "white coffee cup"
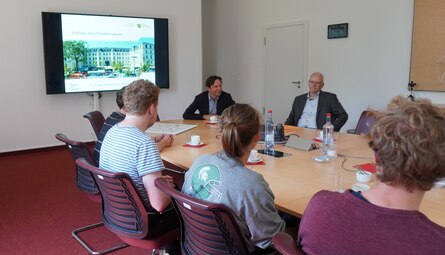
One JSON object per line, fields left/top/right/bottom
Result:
{"left": 249, "top": 150, "right": 259, "bottom": 161}
{"left": 210, "top": 116, "right": 218, "bottom": 122}
{"left": 190, "top": 135, "right": 201, "bottom": 145}
{"left": 356, "top": 170, "right": 372, "bottom": 183}
{"left": 318, "top": 131, "right": 323, "bottom": 140}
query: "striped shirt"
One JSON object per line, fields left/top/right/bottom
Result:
{"left": 99, "top": 124, "right": 164, "bottom": 210}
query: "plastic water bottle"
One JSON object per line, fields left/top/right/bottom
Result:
{"left": 265, "top": 110, "right": 275, "bottom": 151}
{"left": 322, "top": 113, "right": 336, "bottom": 160}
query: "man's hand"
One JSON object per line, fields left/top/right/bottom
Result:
{"left": 162, "top": 175, "right": 175, "bottom": 188}
{"left": 154, "top": 134, "right": 174, "bottom": 151}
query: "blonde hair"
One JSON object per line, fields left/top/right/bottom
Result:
{"left": 123, "top": 79, "right": 159, "bottom": 115}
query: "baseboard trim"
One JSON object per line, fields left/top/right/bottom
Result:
{"left": 0, "top": 142, "right": 95, "bottom": 157}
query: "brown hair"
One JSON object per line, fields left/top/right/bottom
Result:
{"left": 369, "top": 96, "right": 445, "bottom": 191}
{"left": 123, "top": 79, "right": 159, "bottom": 115}
{"left": 220, "top": 104, "right": 260, "bottom": 160}
{"left": 205, "top": 75, "right": 222, "bottom": 88}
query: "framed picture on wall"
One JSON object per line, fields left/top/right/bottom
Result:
{"left": 327, "top": 23, "right": 348, "bottom": 39}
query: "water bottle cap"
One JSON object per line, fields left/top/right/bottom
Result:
{"left": 268, "top": 110, "right": 272, "bottom": 113}
{"left": 326, "top": 113, "right": 331, "bottom": 117}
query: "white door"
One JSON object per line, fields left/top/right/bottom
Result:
{"left": 264, "top": 21, "right": 308, "bottom": 124}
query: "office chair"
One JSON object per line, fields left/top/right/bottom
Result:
{"left": 347, "top": 111, "right": 377, "bottom": 136}
{"left": 272, "top": 232, "right": 304, "bottom": 255}
{"left": 83, "top": 111, "right": 106, "bottom": 138}
{"left": 154, "top": 177, "right": 275, "bottom": 255}
{"left": 55, "top": 133, "right": 99, "bottom": 201}
{"left": 55, "top": 133, "right": 128, "bottom": 254}
{"left": 75, "top": 158, "right": 180, "bottom": 255}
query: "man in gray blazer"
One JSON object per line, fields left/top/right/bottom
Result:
{"left": 285, "top": 72, "right": 348, "bottom": 132}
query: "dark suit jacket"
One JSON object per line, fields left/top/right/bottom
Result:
{"left": 284, "top": 91, "right": 348, "bottom": 131}
{"left": 183, "top": 91, "right": 235, "bottom": 120}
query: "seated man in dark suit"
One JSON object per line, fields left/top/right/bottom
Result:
{"left": 285, "top": 72, "right": 348, "bottom": 131}
{"left": 183, "top": 75, "right": 235, "bottom": 120}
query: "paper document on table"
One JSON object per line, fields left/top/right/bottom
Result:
{"left": 146, "top": 123, "right": 197, "bottom": 135}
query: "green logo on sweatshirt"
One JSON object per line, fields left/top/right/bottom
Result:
{"left": 191, "top": 164, "right": 222, "bottom": 200}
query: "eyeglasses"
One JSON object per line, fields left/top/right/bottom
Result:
{"left": 309, "top": 80, "right": 323, "bottom": 86}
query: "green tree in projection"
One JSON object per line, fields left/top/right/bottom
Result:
{"left": 112, "top": 61, "right": 124, "bottom": 74}
{"left": 138, "top": 63, "right": 151, "bottom": 75}
{"left": 63, "top": 41, "right": 88, "bottom": 73}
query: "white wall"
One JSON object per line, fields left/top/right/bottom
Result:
{"left": 202, "top": 0, "right": 445, "bottom": 131}
{"left": 0, "top": 0, "right": 202, "bottom": 152}
{"left": 4, "top": 0, "right": 445, "bottom": 152}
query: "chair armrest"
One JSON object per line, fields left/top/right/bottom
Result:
{"left": 162, "top": 168, "right": 186, "bottom": 190}
{"left": 273, "top": 232, "right": 304, "bottom": 255}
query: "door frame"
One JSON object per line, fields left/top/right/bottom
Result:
{"left": 263, "top": 19, "right": 309, "bottom": 113}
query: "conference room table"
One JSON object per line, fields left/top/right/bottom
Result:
{"left": 148, "top": 119, "right": 445, "bottom": 227}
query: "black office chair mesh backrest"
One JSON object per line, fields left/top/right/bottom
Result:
{"left": 354, "top": 111, "right": 377, "bottom": 136}
{"left": 75, "top": 158, "right": 152, "bottom": 239}
{"left": 154, "top": 178, "right": 250, "bottom": 255}
{"left": 83, "top": 111, "right": 106, "bottom": 138}
{"left": 55, "top": 133, "right": 98, "bottom": 194}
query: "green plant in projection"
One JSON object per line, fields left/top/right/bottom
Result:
{"left": 112, "top": 61, "right": 124, "bottom": 74}
{"left": 138, "top": 63, "right": 151, "bottom": 75}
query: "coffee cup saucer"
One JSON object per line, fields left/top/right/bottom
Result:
{"left": 186, "top": 141, "right": 204, "bottom": 146}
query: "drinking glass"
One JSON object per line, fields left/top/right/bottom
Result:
{"left": 332, "top": 174, "right": 344, "bottom": 192}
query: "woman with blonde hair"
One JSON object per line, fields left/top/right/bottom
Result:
{"left": 182, "top": 103, "right": 285, "bottom": 253}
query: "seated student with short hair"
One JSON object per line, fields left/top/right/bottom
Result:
{"left": 182, "top": 104, "right": 285, "bottom": 253}
{"left": 297, "top": 96, "right": 445, "bottom": 255}
{"left": 94, "top": 86, "right": 173, "bottom": 163}
{"left": 99, "top": 79, "right": 178, "bottom": 233}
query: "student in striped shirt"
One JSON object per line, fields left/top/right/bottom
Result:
{"left": 100, "top": 79, "right": 178, "bottom": 234}
{"left": 94, "top": 86, "right": 173, "bottom": 163}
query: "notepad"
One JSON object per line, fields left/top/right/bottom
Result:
{"left": 146, "top": 123, "right": 197, "bottom": 135}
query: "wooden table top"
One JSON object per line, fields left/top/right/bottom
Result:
{"left": 150, "top": 120, "right": 445, "bottom": 227}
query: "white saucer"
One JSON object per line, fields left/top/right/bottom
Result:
{"left": 186, "top": 142, "right": 204, "bottom": 146}
{"left": 351, "top": 183, "right": 370, "bottom": 192}
{"left": 207, "top": 120, "right": 218, "bottom": 124}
